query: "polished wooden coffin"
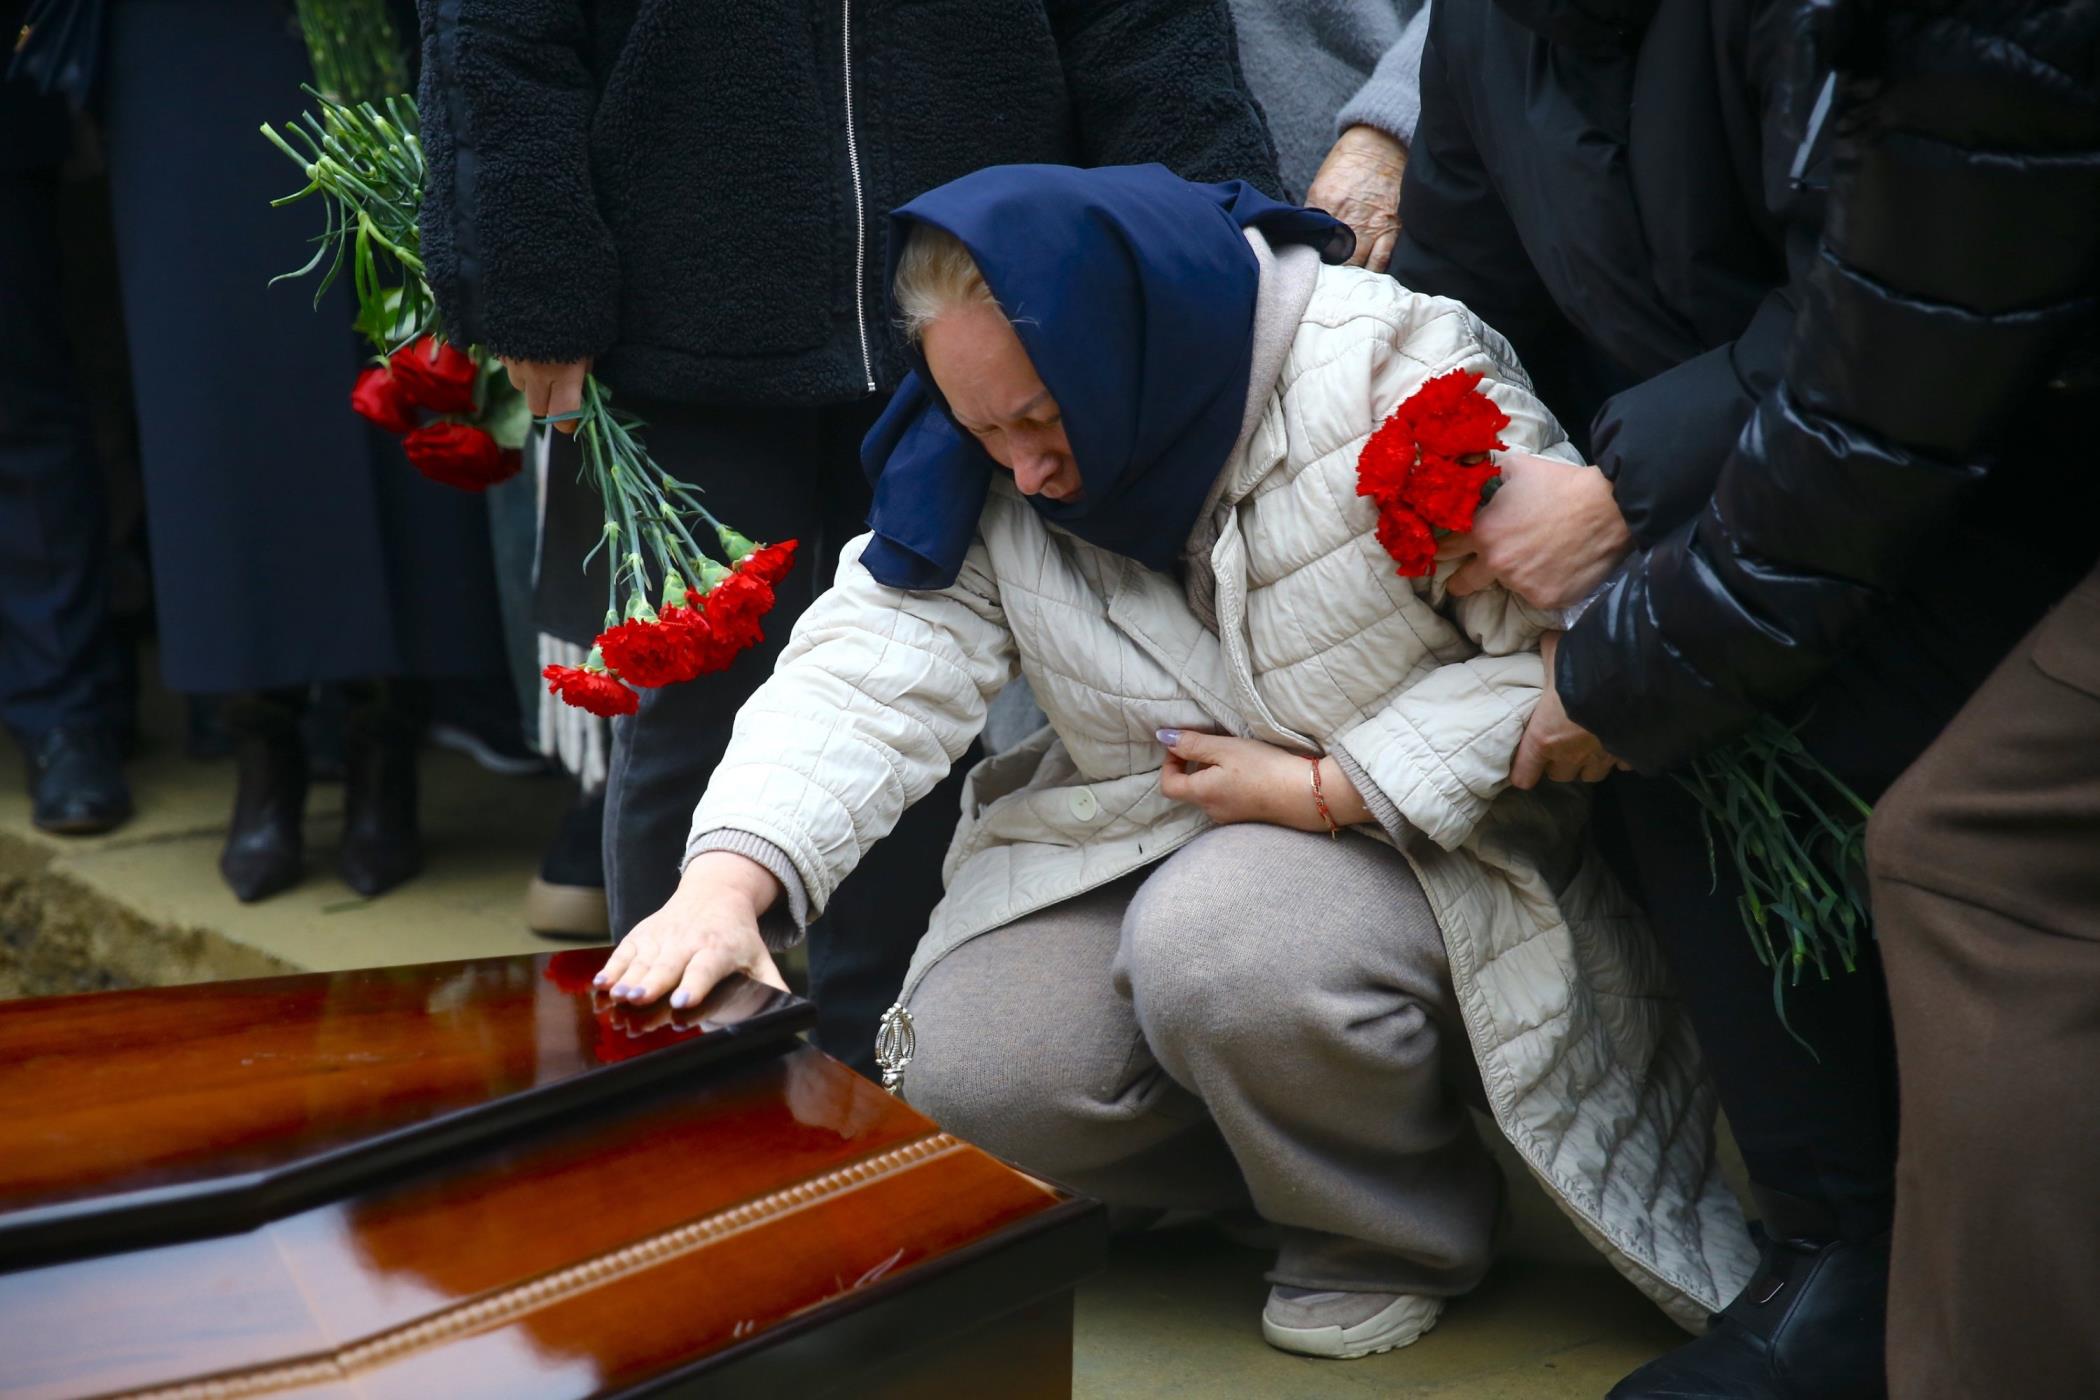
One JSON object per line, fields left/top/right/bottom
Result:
{"left": 0, "top": 952, "right": 1103, "bottom": 1398}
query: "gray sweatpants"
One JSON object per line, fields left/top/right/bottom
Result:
{"left": 902, "top": 824, "right": 1500, "bottom": 1295}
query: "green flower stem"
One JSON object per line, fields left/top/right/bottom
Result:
{"left": 1679, "top": 713, "right": 1874, "bottom": 1051}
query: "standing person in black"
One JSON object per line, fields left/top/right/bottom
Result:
{"left": 1386, "top": 2, "right": 1909, "bottom": 1395}
{"left": 1520, "top": 2, "right": 2095, "bottom": 1395}
{"left": 10, "top": 0, "right": 510, "bottom": 899}
{"left": 413, "top": 1, "right": 1283, "bottom": 1075}
{"left": 1, "top": 29, "right": 132, "bottom": 836}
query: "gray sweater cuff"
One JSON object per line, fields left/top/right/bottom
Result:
{"left": 1331, "top": 745, "right": 1416, "bottom": 847}
{"left": 1336, "top": 4, "right": 1430, "bottom": 148}
{"left": 682, "top": 830, "right": 812, "bottom": 952}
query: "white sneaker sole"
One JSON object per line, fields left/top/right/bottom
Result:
{"left": 1261, "top": 1293, "right": 1444, "bottom": 1360}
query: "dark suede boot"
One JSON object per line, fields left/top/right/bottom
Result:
{"left": 338, "top": 679, "right": 425, "bottom": 898}
{"left": 219, "top": 690, "right": 308, "bottom": 902}
{"left": 1608, "top": 1186, "right": 1889, "bottom": 1400}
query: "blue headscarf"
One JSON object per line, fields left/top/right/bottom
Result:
{"left": 858, "top": 165, "right": 1352, "bottom": 590}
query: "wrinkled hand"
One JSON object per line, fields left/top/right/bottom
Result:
{"left": 1440, "top": 452, "right": 1633, "bottom": 611}
{"left": 501, "top": 356, "right": 592, "bottom": 435}
{"left": 1306, "top": 125, "right": 1408, "bottom": 274}
{"left": 1156, "top": 729, "right": 1369, "bottom": 830}
{"left": 596, "top": 851, "right": 788, "bottom": 1008}
{"left": 1511, "top": 633, "right": 1628, "bottom": 789}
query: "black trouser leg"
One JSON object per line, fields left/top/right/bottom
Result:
{"left": 0, "top": 163, "right": 127, "bottom": 743}
{"left": 577, "top": 398, "right": 959, "bottom": 1076}
{"left": 1599, "top": 774, "right": 1899, "bottom": 1242}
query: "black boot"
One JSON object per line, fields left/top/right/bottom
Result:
{"left": 25, "top": 726, "right": 133, "bottom": 835}
{"left": 1608, "top": 1187, "right": 1889, "bottom": 1400}
{"left": 220, "top": 690, "right": 307, "bottom": 902}
{"left": 338, "top": 679, "right": 424, "bottom": 898}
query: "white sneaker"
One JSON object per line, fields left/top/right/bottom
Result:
{"left": 1260, "top": 1286, "right": 1444, "bottom": 1359}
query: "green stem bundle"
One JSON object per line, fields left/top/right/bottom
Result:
{"left": 1676, "top": 715, "right": 1875, "bottom": 1048}
{"left": 294, "top": 0, "right": 410, "bottom": 106}
{"left": 263, "top": 88, "right": 755, "bottom": 631}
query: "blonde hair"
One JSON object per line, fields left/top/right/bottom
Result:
{"left": 892, "top": 224, "right": 999, "bottom": 342}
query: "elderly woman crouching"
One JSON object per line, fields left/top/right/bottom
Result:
{"left": 596, "top": 165, "right": 1755, "bottom": 1358}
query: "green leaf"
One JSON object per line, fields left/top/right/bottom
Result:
{"left": 480, "top": 374, "right": 534, "bottom": 451}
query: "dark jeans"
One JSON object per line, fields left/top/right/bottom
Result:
{"left": 1871, "top": 563, "right": 2100, "bottom": 1400}
{"left": 0, "top": 157, "right": 128, "bottom": 743}
{"left": 540, "top": 397, "right": 967, "bottom": 1077}
{"left": 1597, "top": 774, "right": 1901, "bottom": 1243}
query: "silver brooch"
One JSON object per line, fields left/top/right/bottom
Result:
{"left": 874, "top": 1003, "right": 916, "bottom": 1093}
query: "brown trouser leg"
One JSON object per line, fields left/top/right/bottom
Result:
{"left": 1868, "top": 562, "right": 2100, "bottom": 1400}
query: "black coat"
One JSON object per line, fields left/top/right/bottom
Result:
{"left": 1390, "top": 0, "right": 1825, "bottom": 538}
{"left": 415, "top": 0, "right": 1283, "bottom": 408}
{"left": 1391, "top": 0, "right": 2100, "bottom": 784}
{"left": 1554, "top": 0, "right": 2100, "bottom": 772}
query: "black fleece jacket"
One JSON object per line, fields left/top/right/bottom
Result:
{"left": 415, "top": 0, "right": 1282, "bottom": 407}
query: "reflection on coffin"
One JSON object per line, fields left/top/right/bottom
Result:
{"left": 0, "top": 951, "right": 1103, "bottom": 1398}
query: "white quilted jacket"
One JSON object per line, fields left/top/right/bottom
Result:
{"left": 689, "top": 238, "right": 1756, "bottom": 1326}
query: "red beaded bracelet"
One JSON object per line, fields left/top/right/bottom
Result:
{"left": 1308, "top": 756, "right": 1341, "bottom": 838}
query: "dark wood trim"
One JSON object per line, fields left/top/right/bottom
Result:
{"left": 626, "top": 1193, "right": 1105, "bottom": 1398}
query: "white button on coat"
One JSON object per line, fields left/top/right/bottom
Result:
{"left": 1068, "top": 787, "right": 1099, "bottom": 822}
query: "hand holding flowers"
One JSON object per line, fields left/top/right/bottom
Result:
{"left": 262, "top": 90, "right": 796, "bottom": 719}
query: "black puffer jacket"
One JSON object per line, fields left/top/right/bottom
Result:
{"left": 1556, "top": 0, "right": 2100, "bottom": 771}
{"left": 415, "top": 0, "right": 1282, "bottom": 407}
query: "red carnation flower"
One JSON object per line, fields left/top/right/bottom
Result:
{"left": 1403, "top": 369, "right": 1510, "bottom": 460}
{"left": 1355, "top": 416, "right": 1418, "bottom": 507}
{"left": 703, "top": 570, "right": 775, "bottom": 651}
{"left": 660, "top": 605, "right": 741, "bottom": 677}
{"left": 596, "top": 616, "right": 700, "bottom": 689}
{"left": 403, "top": 421, "right": 519, "bottom": 493}
{"left": 542, "top": 663, "right": 639, "bottom": 717}
{"left": 1375, "top": 504, "right": 1438, "bottom": 578}
{"left": 350, "top": 366, "right": 417, "bottom": 435}
{"left": 389, "top": 336, "right": 480, "bottom": 414}
{"left": 739, "top": 539, "right": 799, "bottom": 586}
{"left": 1405, "top": 455, "right": 1502, "bottom": 533}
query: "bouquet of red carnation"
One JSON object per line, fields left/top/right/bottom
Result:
{"left": 350, "top": 336, "right": 530, "bottom": 491}
{"left": 263, "top": 87, "right": 795, "bottom": 720}
{"left": 1356, "top": 368, "right": 1510, "bottom": 577}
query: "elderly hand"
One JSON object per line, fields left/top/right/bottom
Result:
{"left": 1157, "top": 729, "right": 1371, "bottom": 831}
{"left": 596, "top": 851, "right": 788, "bottom": 1007}
{"left": 1306, "top": 125, "right": 1408, "bottom": 274}
{"left": 1439, "top": 451, "right": 1634, "bottom": 611}
{"left": 501, "top": 355, "right": 592, "bottom": 435}
{"left": 1511, "top": 633, "right": 1628, "bottom": 789}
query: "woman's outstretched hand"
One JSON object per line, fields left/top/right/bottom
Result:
{"left": 1157, "top": 729, "right": 1371, "bottom": 831}
{"left": 595, "top": 851, "right": 789, "bottom": 1007}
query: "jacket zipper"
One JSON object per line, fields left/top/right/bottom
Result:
{"left": 841, "top": 0, "right": 876, "bottom": 393}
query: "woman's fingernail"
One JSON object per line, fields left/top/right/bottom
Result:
{"left": 670, "top": 990, "right": 690, "bottom": 1009}
{"left": 592, "top": 972, "right": 610, "bottom": 987}
{"left": 1156, "top": 728, "right": 1182, "bottom": 747}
